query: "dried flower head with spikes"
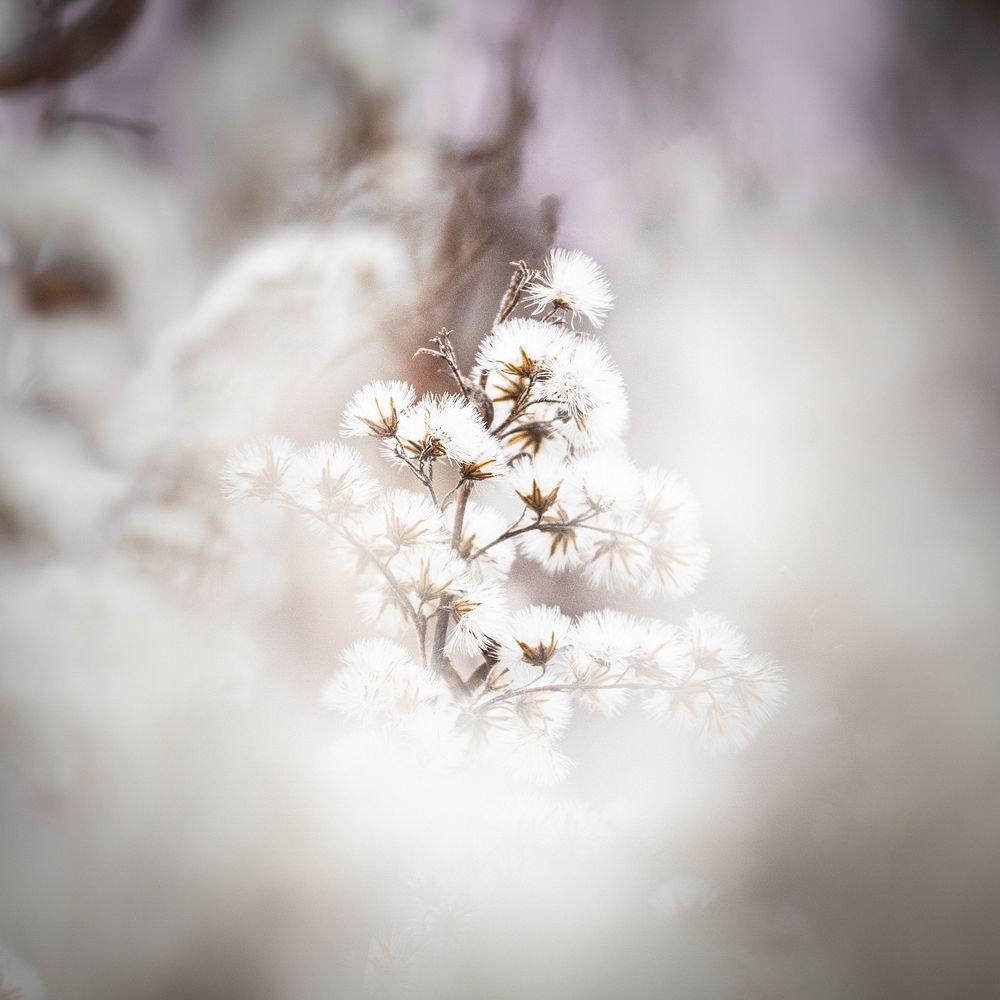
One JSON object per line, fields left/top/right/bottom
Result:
{"left": 524, "top": 248, "right": 615, "bottom": 328}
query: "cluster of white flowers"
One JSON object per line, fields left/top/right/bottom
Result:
{"left": 223, "top": 249, "right": 785, "bottom": 780}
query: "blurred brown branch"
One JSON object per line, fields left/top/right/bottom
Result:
{"left": 0, "top": 0, "right": 144, "bottom": 91}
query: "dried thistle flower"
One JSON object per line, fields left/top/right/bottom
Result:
{"left": 523, "top": 248, "right": 615, "bottom": 328}
{"left": 341, "top": 379, "right": 416, "bottom": 438}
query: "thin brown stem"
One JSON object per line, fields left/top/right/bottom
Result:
{"left": 391, "top": 439, "right": 440, "bottom": 508}
{"left": 475, "top": 675, "right": 738, "bottom": 713}
{"left": 468, "top": 509, "right": 600, "bottom": 561}
{"left": 495, "top": 260, "right": 534, "bottom": 326}
{"left": 431, "top": 481, "right": 472, "bottom": 672}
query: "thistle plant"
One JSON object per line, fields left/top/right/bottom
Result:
{"left": 222, "top": 249, "right": 785, "bottom": 781}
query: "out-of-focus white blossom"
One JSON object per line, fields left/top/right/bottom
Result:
{"left": 567, "top": 609, "right": 645, "bottom": 715}
{"left": 640, "top": 527, "right": 710, "bottom": 600}
{"left": 524, "top": 248, "right": 615, "bottom": 328}
{"left": 685, "top": 611, "right": 750, "bottom": 668}
{"left": 497, "top": 690, "right": 576, "bottom": 785}
{"left": 391, "top": 544, "right": 469, "bottom": 607}
{"left": 356, "top": 580, "right": 413, "bottom": 635}
{"left": 285, "top": 442, "right": 380, "bottom": 521}
{"left": 642, "top": 612, "right": 786, "bottom": 751}
{"left": 322, "top": 638, "right": 443, "bottom": 723}
{"left": 642, "top": 467, "right": 702, "bottom": 537}
{"left": 503, "top": 738, "right": 576, "bottom": 785}
{"left": 341, "top": 379, "right": 416, "bottom": 438}
{"left": 566, "top": 451, "right": 644, "bottom": 514}
{"left": 580, "top": 528, "right": 652, "bottom": 592}
{"left": 220, "top": 436, "right": 296, "bottom": 501}
{"left": 360, "top": 489, "right": 449, "bottom": 553}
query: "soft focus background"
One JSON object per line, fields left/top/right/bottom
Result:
{"left": 1, "top": 1, "right": 999, "bottom": 997}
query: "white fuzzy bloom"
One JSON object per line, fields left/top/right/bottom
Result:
{"left": 495, "top": 604, "right": 573, "bottom": 676}
{"left": 509, "top": 687, "right": 574, "bottom": 741}
{"left": 553, "top": 465, "right": 705, "bottom": 595}
{"left": 518, "top": 505, "right": 587, "bottom": 573}
{"left": 498, "top": 689, "right": 576, "bottom": 784}
{"left": 539, "top": 336, "right": 628, "bottom": 448}
{"left": 391, "top": 544, "right": 469, "bottom": 606}
{"left": 360, "top": 489, "right": 449, "bottom": 554}
{"left": 322, "top": 639, "right": 444, "bottom": 724}
{"left": 710, "top": 654, "right": 787, "bottom": 751}
{"left": 445, "top": 582, "right": 510, "bottom": 657}
{"left": 218, "top": 245, "right": 785, "bottom": 773}
{"left": 469, "top": 694, "right": 576, "bottom": 784}
{"left": 355, "top": 580, "right": 412, "bottom": 635}
{"left": 509, "top": 453, "right": 567, "bottom": 517}
{"left": 220, "top": 436, "right": 296, "bottom": 501}
{"left": 341, "top": 379, "right": 416, "bottom": 438}
{"left": 685, "top": 611, "right": 749, "bottom": 667}
{"left": 567, "top": 609, "right": 646, "bottom": 715}
{"left": 390, "top": 393, "right": 504, "bottom": 477}
{"left": 642, "top": 612, "right": 786, "bottom": 751}
{"left": 566, "top": 452, "right": 643, "bottom": 514}
{"left": 581, "top": 530, "right": 651, "bottom": 592}
{"left": 642, "top": 468, "right": 702, "bottom": 539}
{"left": 285, "top": 442, "right": 379, "bottom": 520}
{"left": 475, "top": 318, "right": 574, "bottom": 377}
{"left": 641, "top": 533, "right": 710, "bottom": 599}
{"left": 634, "top": 617, "right": 687, "bottom": 678}
{"left": 524, "top": 248, "right": 614, "bottom": 328}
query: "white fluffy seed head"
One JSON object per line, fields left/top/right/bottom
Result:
{"left": 391, "top": 543, "right": 469, "bottom": 606}
{"left": 642, "top": 468, "right": 702, "bottom": 540}
{"left": 496, "top": 604, "right": 574, "bottom": 673}
{"left": 566, "top": 452, "right": 644, "bottom": 514}
{"left": 445, "top": 582, "right": 510, "bottom": 658}
{"left": 640, "top": 534, "right": 710, "bottom": 599}
{"left": 539, "top": 337, "right": 628, "bottom": 449}
{"left": 683, "top": 611, "right": 749, "bottom": 668}
{"left": 518, "top": 505, "right": 587, "bottom": 574}
{"left": 640, "top": 613, "right": 786, "bottom": 752}
{"left": 524, "top": 248, "right": 614, "bottom": 328}
{"left": 285, "top": 442, "right": 379, "bottom": 520}
{"left": 340, "top": 379, "right": 416, "bottom": 438}
{"left": 322, "top": 638, "right": 444, "bottom": 723}
{"left": 390, "top": 393, "right": 505, "bottom": 476}
{"left": 360, "top": 489, "right": 449, "bottom": 553}
{"left": 567, "top": 609, "right": 646, "bottom": 715}
{"left": 475, "top": 318, "right": 574, "bottom": 377}
{"left": 220, "top": 436, "right": 296, "bottom": 501}
{"left": 510, "top": 452, "right": 567, "bottom": 516}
